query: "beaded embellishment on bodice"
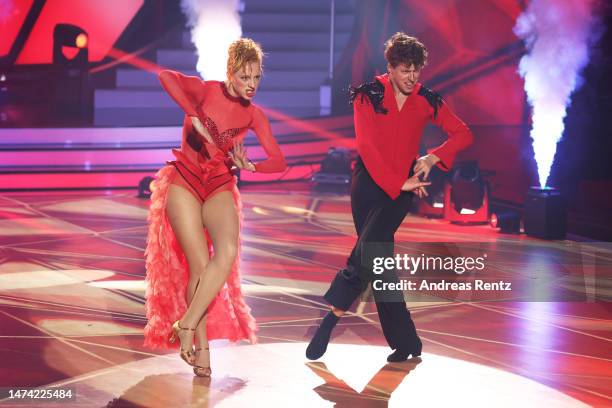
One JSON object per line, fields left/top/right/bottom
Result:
{"left": 186, "top": 111, "right": 244, "bottom": 154}
{"left": 202, "top": 115, "right": 242, "bottom": 150}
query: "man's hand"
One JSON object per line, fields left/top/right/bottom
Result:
{"left": 228, "top": 140, "right": 256, "bottom": 172}
{"left": 401, "top": 175, "right": 431, "bottom": 198}
{"left": 413, "top": 153, "right": 440, "bottom": 181}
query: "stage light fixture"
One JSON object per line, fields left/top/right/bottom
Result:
{"left": 490, "top": 210, "right": 521, "bottom": 234}
{"left": 53, "top": 24, "right": 89, "bottom": 66}
{"left": 138, "top": 176, "right": 156, "bottom": 199}
{"left": 51, "top": 24, "right": 92, "bottom": 125}
{"left": 444, "top": 161, "right": 489, "bottom": 224}
{"left": 312, "top": 147, "right": 352, "bottom": 191}
{"left": 450, "top": 162, "right": 485, "bottom": 212}
{"left": 524, "top": 187, "right": 567, "bottom": 239}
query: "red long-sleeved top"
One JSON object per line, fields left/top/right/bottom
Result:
{"left": 355, "top": 74, "right": 473, "bottom": 199}
{"left": 158, "top": 70, "right": 287, "bottom": 173}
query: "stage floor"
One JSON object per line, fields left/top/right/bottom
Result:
{"left": 0, "top": 186, "right": 609, "bottom": 407}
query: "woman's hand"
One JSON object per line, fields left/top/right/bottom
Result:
{"left": 229, "top": 140, "right": 256, "bottom": 172}
{"left": 401, "top": 175, "right": 431, "bottom": 198}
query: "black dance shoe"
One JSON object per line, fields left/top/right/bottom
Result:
{"left": 305, "top": 312, "right": 339, "bottom": 360}
{"left": 387, "top": 336, "right": 422, "bottom": 362}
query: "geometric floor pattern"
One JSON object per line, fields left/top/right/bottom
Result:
{"left": 0, "top": 186, "right": 610, "bottom": 407}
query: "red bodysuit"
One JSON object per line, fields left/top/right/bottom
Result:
{"left": 143, "top": 70, "right": 286, "bottom": 349}
{"left": 158, "top": 70, "right": 287, "bottom": 203}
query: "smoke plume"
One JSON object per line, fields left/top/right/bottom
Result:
{"left": 181, "top": 0, "right": 242, "bottom": 80}
{"left": 514, "top": 0, "right": 602, "bottom": 187}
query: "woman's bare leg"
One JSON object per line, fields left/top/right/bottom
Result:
{"left": 179, "top": 190, "right": 239, "bottom": 332}
{"left": 187, "top": 277, "right": 208, "bottom": 367}
{"left": 166, "top": 184, "right": 209, "bottom": 361}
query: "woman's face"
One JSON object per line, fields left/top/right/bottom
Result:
{"left": 230, "top": 61, "right": 262, "bottom": 100}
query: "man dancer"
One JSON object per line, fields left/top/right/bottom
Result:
{"left": 306, "top": 32, "right": 473, "bottom": 362}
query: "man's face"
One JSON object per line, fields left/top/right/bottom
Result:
{"left": 388, "top": 63, "right": 421, "bottom": 94}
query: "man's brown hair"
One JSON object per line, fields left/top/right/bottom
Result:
{"left": 384, "top": 32, "right": 428, "bottom": 68}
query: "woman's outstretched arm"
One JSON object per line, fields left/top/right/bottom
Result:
{"left": 158, "top": 70, "right": 205, "bottom": 117}
{"left": 247, "top": 107, "right": 287, "bottom": 173}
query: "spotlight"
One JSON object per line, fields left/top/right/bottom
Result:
{"left": 75, "top": 33, "right": 88, "bottom": 49}
{"left": 490, "top": 210, "right": 521, "bottom": 234}
{"left": 51, "top": 23, "right": 92, "bottom": 125}
{"left": 450, "top": 162, "right": 485, "bottom": 212}
{"left": 444, "top": 161, "right": 489, "bottom": 224}
{"left": 138, "top": 176, "right": 156, "bottom": 198}
{"left": 524, "top": 187, "right": 567, "bottom": 239}
{"left": 312, "top": 147, "right": 352, "bottom": 192}
{"left": 53, "top": 24, "right": 88, "bottom": 66}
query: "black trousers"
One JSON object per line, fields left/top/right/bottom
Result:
{"left": 323, "top": 157, "right": 419, "bottom": 350}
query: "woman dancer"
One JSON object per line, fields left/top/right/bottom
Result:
{"left": 144, "top": 38, "right": 286, "bottom": 377}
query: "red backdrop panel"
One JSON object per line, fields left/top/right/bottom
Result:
{"left": 400, "top": 0, "right": 525, "bottom": 126}
{"left": 0, "top": 0, "right": 33, "bottom": 57}
{"left": 15, "top": 0, "right": 143, "bottom": 64}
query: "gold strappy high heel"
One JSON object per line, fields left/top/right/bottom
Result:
{"left": 193, "top": 347, "right": 212, "bottom": 377}
{"left": 169, "top": 320, "right": 195, "bottom": 365}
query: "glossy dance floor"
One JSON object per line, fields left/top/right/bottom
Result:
{"left": 0, "top": 187, "right": 610, "bottom": 407}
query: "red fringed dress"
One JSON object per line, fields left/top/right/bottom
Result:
{"left": 144, "top": 70, "right": 287, "bottom": 349}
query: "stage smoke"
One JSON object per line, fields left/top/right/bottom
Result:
{"left": 180, "top": 0, "right": 242, "bottom": 80}
{"left": 513, "top": 0, "right": 602, "bottom": 188}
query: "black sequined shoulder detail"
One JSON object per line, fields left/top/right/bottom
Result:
{"left": 418, "top": 86, "right": 444, "bottom": 120}
{"left": 349, "top": 79, "right": 388, "bottom": 114}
